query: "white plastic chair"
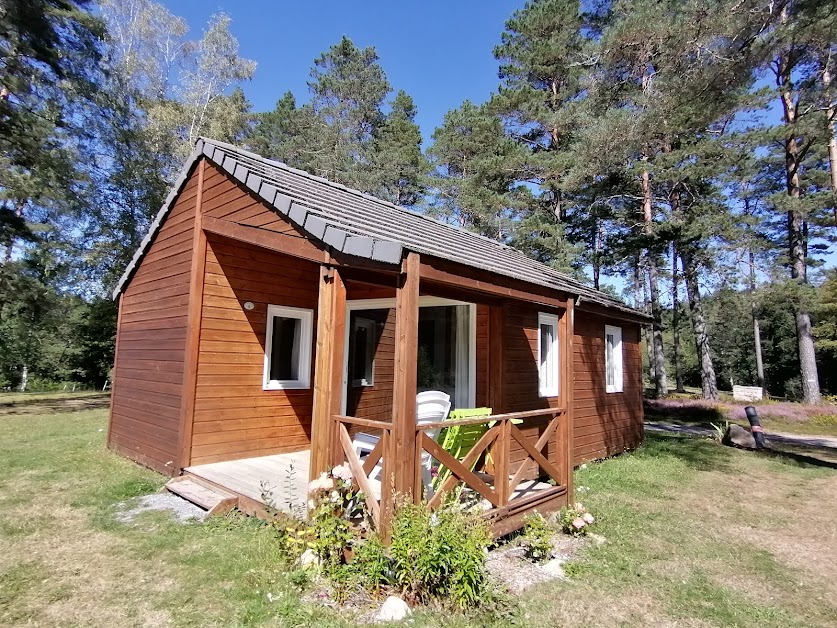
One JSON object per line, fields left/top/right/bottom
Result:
{"left": 352, "top": 391, "right": 451, "bottom": 495}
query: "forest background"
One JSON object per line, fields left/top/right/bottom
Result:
{"left": 1, "top": 0, "right": 836, "bottom": 402}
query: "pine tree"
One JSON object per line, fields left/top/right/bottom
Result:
{"left": 0, "top": 0, "right": 104, "bottom": 257}
{"left": 427, "top": 101, "right": 524, "bottom": 240}
{"left": 368, "top": 91, "right": 428, "bottom": 206}
{"left": 746, "top": 0, "right": 836, "bottom": 403}
{"left": 302, "top": 36, "right": 390, "bottom": 190}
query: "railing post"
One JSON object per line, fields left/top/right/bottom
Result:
{"left": 310, "top": 265, "right": 346, "bottom": 480}
{"left": 392, "top": 252, "right": 420, "bottom": 501}
{"left": 495, "top": 419, "right": 510, "bottom": 506}
{"left": 561, "top": 298, "right": 575, "bottom": 498}
{"left": 379, "top": 428, "right": 394, "bottom": 542}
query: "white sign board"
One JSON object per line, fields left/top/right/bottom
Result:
{"left": 733, "top": 385, "right": 763, "bottom": 402}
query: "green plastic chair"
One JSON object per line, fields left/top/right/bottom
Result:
{"left": 432, "top": 407, "right": 493, "bottom": 491}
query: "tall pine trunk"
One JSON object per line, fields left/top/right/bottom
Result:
{"left": 748, "top": 249, "right": 766, "bottom": 392}
{"left": 778, "top": 48, "right": 822, "bottom": 404}
{"left": 824, "top": 62, "right": 837, "bottom": 226}
{"left": 640, "top": 164, "right": 668, "bottom": 396}
{"left": 671, "top": 243, "right": 685, "bottom": 392}
{"left": 680, "top": 248, "right": 718, "bottom": 400}
{"left": 637, "top": 256, "right": 654, "bottom": 388}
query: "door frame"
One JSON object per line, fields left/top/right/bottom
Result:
{"left": 340, "top": 296, "right": 477, "bottom": 415}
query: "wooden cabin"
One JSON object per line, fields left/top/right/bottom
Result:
{"left": 108, "top": 138, "right": 649, "bottom": 536}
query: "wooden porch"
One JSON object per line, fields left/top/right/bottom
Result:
{"left": 172, "top": 412, "right": 566, "bottom": 538}
{"left": 306, "top": 251, "right": 577, "bottom": 539}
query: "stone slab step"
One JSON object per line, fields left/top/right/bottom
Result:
{"left": 165, "top": 475, "right": 238, "bottom": 516}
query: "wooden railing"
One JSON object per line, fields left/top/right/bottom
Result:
{"left": 418, "top": 408, "right": 565, "bottom": 511}
{"left": 332, "top": 407, "right": 567, "bottom": 538}
{"left": 332, "top": 414, "right": 393, "bottom": 531}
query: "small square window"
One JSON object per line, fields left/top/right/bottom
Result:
{"left": 538, "top": 312, "right": 560, "bottom": 397}
{"left": 351, "top": 317, "right": 376, "bottom": 387}
{"left": 263, "top": 305, "right": 313, "bottom": 390}
{"left": 605, "top": 325, "right": 623, "bottom": 393}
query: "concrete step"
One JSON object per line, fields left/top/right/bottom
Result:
{"left": 165, "top": 475, "right": 238, "bottom": 516}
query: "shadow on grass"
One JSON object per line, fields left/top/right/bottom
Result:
{"left": 644, "top": 399, "right": 725, "bottom": 426}
{"left": 640, "top": 432, "right": 734, "bottom": 473}
{"left": 760, "top": 447, "right": 837, "bottom": 471}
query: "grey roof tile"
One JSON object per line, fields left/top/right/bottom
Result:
{"left": 113, "top": 138, "right": 648, "bottom": 319}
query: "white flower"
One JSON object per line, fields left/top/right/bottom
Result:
{"left": 582, "top": 512, "right": 595, "bottom": 524}
{"left": 308, "top": 473, "right": 335, "bottom": 494}
{"left": 572, "top": 517, "right": 586, "bottom": 530}
{"left": 331, "top": 464, "right": 353, "bottom": 482}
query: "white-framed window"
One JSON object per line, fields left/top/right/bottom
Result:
{"left": 263, "top": 305, "right": 313, "bottom": 390}
{"left": 605, "top": 325, "right": 623, "bottom": 393}
{"left": 538, "top": 312, "right": 560, "bottom": 397}
{"left": 351, "top": 317, "right": 376, "bottom": 387}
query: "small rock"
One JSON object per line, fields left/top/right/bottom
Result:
{"left": 299, "top": 549, "right": 320, "bottom": 569}
{"left": 540, "top": 558, "right": 566, "bottom": 579}
{"left": 374, "top": 596, "right": 412, "bottom": 622}
{"left": 723, "top": 424, "right": 756, "bottom": 449}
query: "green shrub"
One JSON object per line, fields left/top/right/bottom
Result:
{"left": 521, "top": 513, "right": 553, "bottom": 562}
{"left": 348, "top": 534, "right": 391, "bottom": 594}
{"left": 389, "top": 502, "right": 492, "bottom": 609}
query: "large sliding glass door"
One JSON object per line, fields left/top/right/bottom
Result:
{"left": 342, "top": 298, "right": 475, "bottom": 416}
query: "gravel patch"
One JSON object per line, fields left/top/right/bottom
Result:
{"left": 486, "top": 534, "right": 593, "bottom": 594}
{"left": 115, "top": 493, "right": 207, "bottom": 524}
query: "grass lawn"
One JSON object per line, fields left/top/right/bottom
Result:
{"left": 1, "top": 399, "right": 835, "bottom": 627}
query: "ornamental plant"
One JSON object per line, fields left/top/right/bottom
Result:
{"left": 521, "top": 512, "right": 553, "bottom": 562}
{"left": 305, "top": 464, "right": 367, "bottom": 573}
{"left": 559, "top": 503, "right": 596, "bottom": 537}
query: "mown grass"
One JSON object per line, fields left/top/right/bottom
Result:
{"left": 1, "top": 402, "right": 835, "bottom": 626}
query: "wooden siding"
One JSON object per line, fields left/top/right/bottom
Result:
{"left": 475, "top": 304, "right": 488, "bottom": 406}
{"left": 108, "top": 169, "right": 199, "bottom": 475}
{"left": 498, "top": 305, "right": 564, "bottom": 475}
{"left": 572, "top": 315, "right": 644, "bottom": 465}
{"left": 190, "top": 234, "right": 320, "bottom": 465}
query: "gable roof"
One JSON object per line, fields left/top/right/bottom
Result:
{"left": 113, "top": 138, "right": 647, "bottom": 319}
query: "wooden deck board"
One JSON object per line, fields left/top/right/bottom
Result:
{"left": 186, "top": 450, "right": 312, "bottom": 511}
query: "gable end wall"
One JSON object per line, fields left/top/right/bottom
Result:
{"left": 107, "top": 168, "right": 199, "bottom": 475}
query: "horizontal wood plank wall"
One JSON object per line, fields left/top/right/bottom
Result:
{"left": 190, "top": 234, "right": 320, "bottom": 465}
{"left": 346, "top": 308, "right": 395, "bottom": 423}
{"left": 201, "top": 163, "right": 303, "bottom": 237}
{"left": 572, "top": 315, "right": 643, "bottom": 465}
{"left": 108, "top": 169, "right": 199, "bottom": 475}
{"left": 501, "top": 305, "right": 562, "bottom": 476}
{"left": 475, "top": 304, "right": 489, "bottom": 407}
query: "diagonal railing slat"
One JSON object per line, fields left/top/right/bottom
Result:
{"left": 421, "top": 433, "right": 499, "bottom": 507}
{"left": 426, "top": 425, "right": 500, "bottom": 509}
{"left": 337, "top": 422, "right": 381, "bottom": 526}
{"left": 508, "top": 416, "right": 561, "bottom": 493}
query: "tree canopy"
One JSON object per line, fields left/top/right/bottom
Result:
{"left": 0, "top": 0, "right": 835, "bottom": 400}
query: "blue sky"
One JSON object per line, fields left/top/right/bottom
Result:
{"left": 165, "top": 1, "right": 521, "bottom": 143}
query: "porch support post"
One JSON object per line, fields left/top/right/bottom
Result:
{"left": 310, "top": 264, "right": 347, "bottom": 481}
{"left": 392, "top": 252, "right": 420, "bottom": 501}
{"left": 560, "top": 297, "right": 575, "bottom": 498}
{"left": 489, "top": 304, "right": 509, "bottom": 505}
{"left": 178, "top": 158, "right": 207, "bottom": 471}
